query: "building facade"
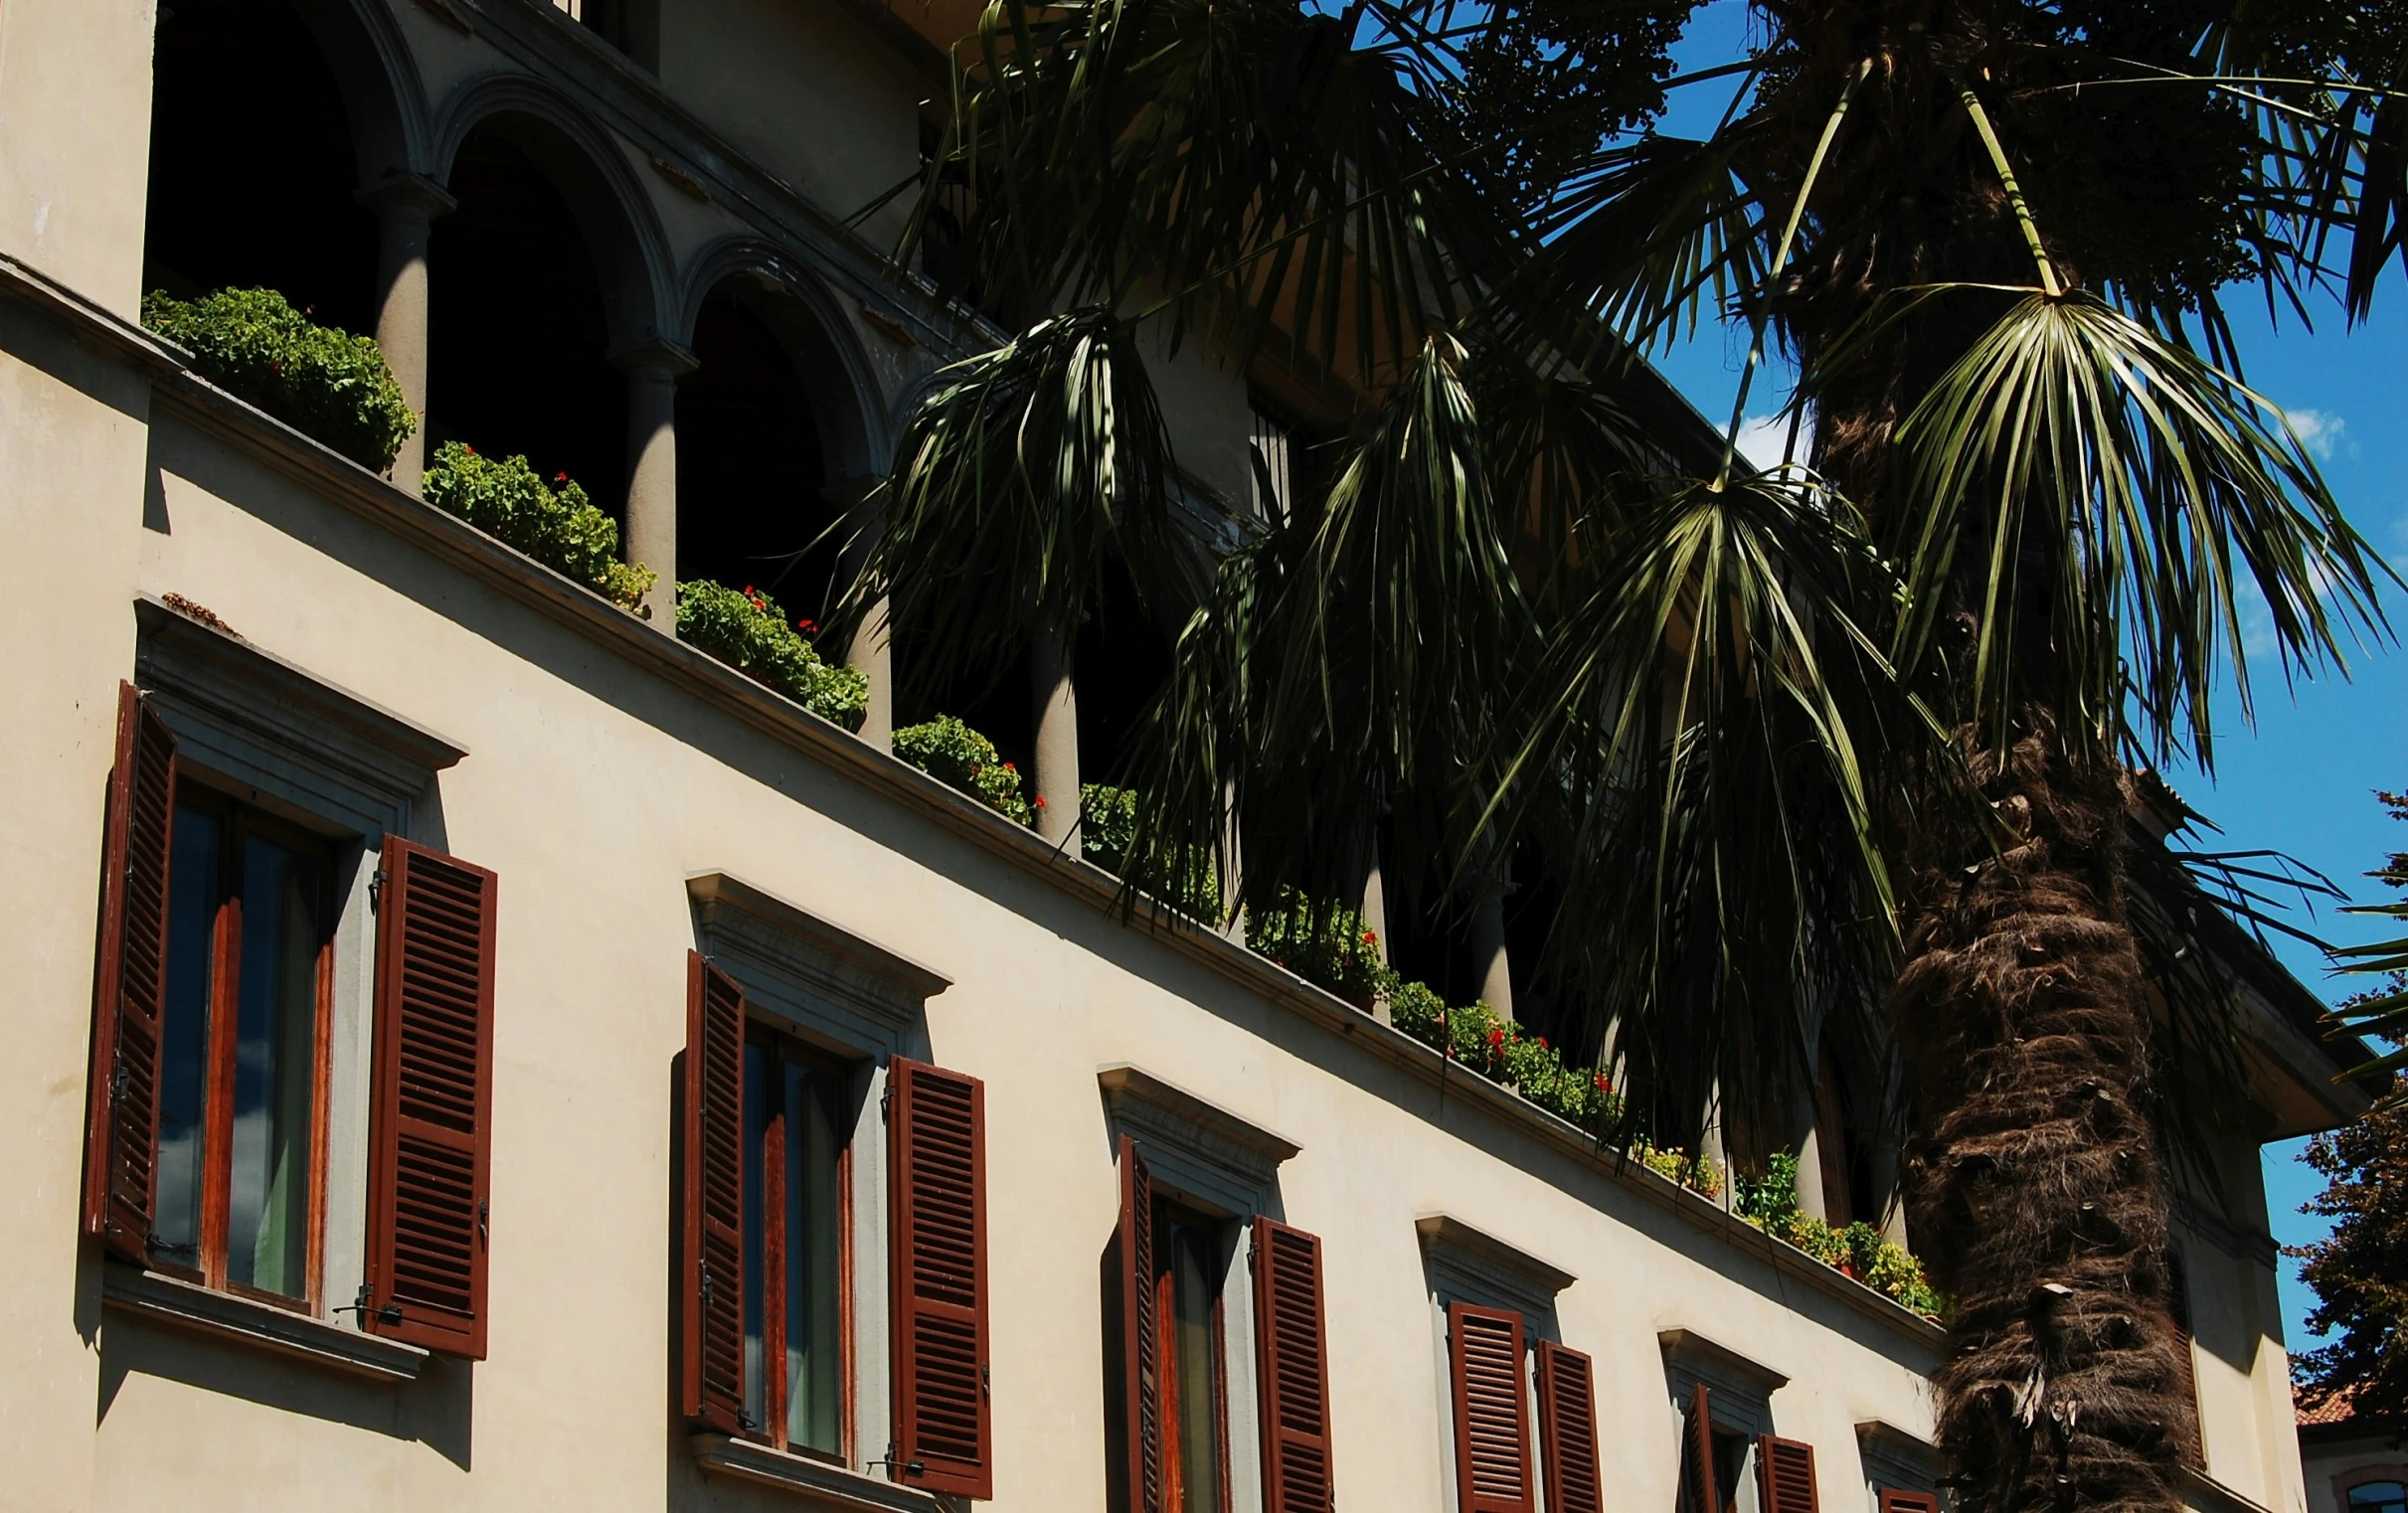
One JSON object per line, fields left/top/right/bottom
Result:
{"left": 0, "top": 1, "right": 2369, "bottom": 1510}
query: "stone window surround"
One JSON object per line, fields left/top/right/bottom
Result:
{"left": 687, "top": 871, "right": 950, "bottom": 1485}
{"left": 1417, "top": 1213, "right": 1577, "bottom": 1512}
{"left": 119, "top": 592, "right": 465, "bottom": 1361}
{"left": 1659, "top": 1326, "right": 1791, "bottom": 1440}
{"left": 1098, "top": 1063, "right": 1300, "bottom": 1513}
{"left": 1855, "top": 1418, "right": 1945, "bottom": 1503}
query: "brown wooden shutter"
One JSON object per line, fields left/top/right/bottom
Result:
{"left": 83, "top": 681, "right": 177, "bottom": 1262}
{"left": 681, "top": 952, "right": 748, "bottom": 1433}
{"left": 1535, "top": 1340, "right": 1602, "bottom": 1513}
{"left": 1252, "top": 1216, "right": 1334, "bottom": 1513}
{"left": 365, "top": 835, "right": 497, "bottom": 1359}
{"left": 1681, "top": 1384, "right": 1721, "bottom": 1513}
{"left": 2166, "top": 1248, "right": 2204, "bottom": 1467}
{"left": 889, "top": 1056, "right": 992, "bottom": 1498}
{"left": 1756, "top": 1435, "right": 1818, "bottom": 1513}
{"left": 1876, "top": 1490, "right": 1939, "bottom": 1513}
{"left": 1448, "top": 1301, "right": 1534, "bottom": 1513}
{"left": 1117, "top": 1134, "right": 1162, "bottom": 1513}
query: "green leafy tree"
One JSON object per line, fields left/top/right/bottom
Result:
{"left": 2299, "top": 789, "right": 2408, "bottom": 1438}
{"left": 863, "top": 3, "right": 2408, "bottom": 1506}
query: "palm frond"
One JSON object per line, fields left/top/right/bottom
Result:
{"left": 2330, "top": 905, "right": 2408, "bottom": 1091}
{"left": 1496, "top": 469, "right": 1938, "bottom": 1148}
{"left": 829, "top": 307, "right": 1194, "bottom": 702}
{"left": 1873, "top": 288, "right": 2395, "bottom": 768}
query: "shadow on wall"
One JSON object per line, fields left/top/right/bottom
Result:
{"left": 94, "top": 1310, "right": 473, "bottom": 1469}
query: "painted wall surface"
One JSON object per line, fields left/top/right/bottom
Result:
{"left": 0, "top": 2, "right": 2336, "bottom": 1512}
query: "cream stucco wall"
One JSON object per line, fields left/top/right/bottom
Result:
{"left": 0, "top": 2, "right": 2343, "bottom": 1510}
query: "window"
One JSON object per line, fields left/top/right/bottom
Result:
{"left": 740, "top": 1028, "right": 851, "bottom": 1459}
{"left": 85, "top": 680, "right": 497, "bottom": 1359}
{"left": 1249, "top": 404, "right": 1295, "bottom": 524}
{"left": 681, "top": 949, "right": 992, "bottom": 1498}
{"left": 1153, "top": 1204, "right": 1231, "bottom": 1513}
{"left": 154, "top": 790, "right": 332, "bottom": 1303}
{"left": 2351, "top": 1483, "right": 2408, "bottom": 1513}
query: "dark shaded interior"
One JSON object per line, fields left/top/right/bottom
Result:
{"left": 1073, "top": 561, "right": 1176, "bottom": 790}
{"left": 144, "top": 0, "right": 378, "bottom": 337}
{"left": 677, "top": 283, "right": 837, "bottom": 616}
{"left": 429, "top": 131, "right": 625, "bottom": 518}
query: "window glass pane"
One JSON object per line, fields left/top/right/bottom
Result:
{"left": 2349, "top": 1483, "right": 2407, "bottom": 1513}
{"left": 741, "top": 1042, "right": 772, "bottom": 1434}
{"left": 225, "top": 834, "right": 319, "bottom": 1297}
{"left": 784, "top": 1062, "right": 844, "bottom": 1455}
{"left": 1166, "top": 1218, "right": 1223, "bottom": 1513}
{"left": 154, "top": 805, "right": 222, "bottom": 1269}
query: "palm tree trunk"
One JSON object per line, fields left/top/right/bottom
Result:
{"left": 1887, "top": 713, "right": 2193, "bottom": 1513}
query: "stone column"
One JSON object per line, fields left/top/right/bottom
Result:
{"left": 356, "top": 174, "right": 455, "bottom": 495}
{"left": 829, "top": 476, "right": 892, "bottom": 747}
{"left": 1030, "top": 617, "right": 1080, "bottom": 853}
{"left": 1467, "top": 888, "right": 1514, "bottom": 1015}
{"left": 610, "top": 338, "right": 697, "bottom": 625}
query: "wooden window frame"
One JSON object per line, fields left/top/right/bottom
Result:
{"left": 741, "top": 1018, "right": 857, "bottom": 1465}
{"left": 151, "top": 783, "right": 335, "bottom": 1314}
{"left": 1151, "top": 1197, "right": 1235, "bottom": 1513}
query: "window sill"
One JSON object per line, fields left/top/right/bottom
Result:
{"left": 689, "top": 1434, "right": 943, "bottom": 1511}
{"left": 99, "top": 1264, "right": 429, "bottom": 1383}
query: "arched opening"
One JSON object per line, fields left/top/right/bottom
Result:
{"left": 144, "top": 0, "right": 378, "bottom": 334}
{"left": 676, "top": 280, "right": 839, "bottom": 615}
{"left": 430, "top": 127, "right": 626, "bottom": 516}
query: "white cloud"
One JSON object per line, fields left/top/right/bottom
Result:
{"left": 2284, "top": 407, "right": 2359, "bottom": 463}
{"left": 1734, "top": 413, "right": 1800, "bottom": 471}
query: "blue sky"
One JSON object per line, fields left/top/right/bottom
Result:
{"left": 1644, "top": 0, "right": 2408, "bottom": 1353}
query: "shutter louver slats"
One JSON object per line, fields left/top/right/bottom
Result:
{"left": 1448, "top": 1302, "right": 1533, "bottom": 1513}
{"left": 1535, "top": 1340, "right": 1603, "bottom": 1513}
{"left": 1877, "top": 1490, "right": 1939, "bottom": 1513}
{"left": 890, "top": 1057, "right": 992, "bottom": 1498}
{"left": 1683, "top": 1384, "right": 1721, "bottom": 1513}
{"left": 1252, "top": 1216, "right": 1334, "bottom": 1513}
{"left": 83, "top": 681, "right": 177, "bottom": 1262}
{"left": 1756, "top": 1435, "right": 1819, "bottom": 1513}
{"left": 681, "top": 952, "right": 747, "bottom": 1433}
{"left": 1117, "top": 1135, "right": 1162, "bottom": 1513}
{"left": 366, "top": 835, "right": 497, "bottom": 1359}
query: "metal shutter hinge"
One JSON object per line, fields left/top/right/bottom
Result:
{"left": 368, "top": 867, "right": 389, "bottom": 913}
{"left": 335, "top": 1283, "right": 404, "bottom": 1326}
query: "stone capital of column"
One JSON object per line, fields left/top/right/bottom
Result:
{"left": 607, "top": 336, "right": 701, "bottom": 382}
{"left": 355, "top": 172, "right": 458, "bottom": 221}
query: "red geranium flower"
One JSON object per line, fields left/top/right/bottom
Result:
{"left": 1488, "top": 1028, "right": 1505, "bottom": 1048}
{"left": 1032, "top": 794, "right": 1048, "bottom": 808}
{"left": 795, "top": 618, "right": 818, "bottom": 634}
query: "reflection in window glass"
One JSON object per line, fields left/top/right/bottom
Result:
{"left": 155, "top": 804, "right": 223, "bottom": 1268}
{"left": 1157, "top": 1209, "right": 1226, "bottom": 1513}
{"left": 226, "top": 835, "right": 319, "bottom": 1296}
{"left": 2350, "top": 1483, "right": 2407, "bottom": 1513}
{"left": 741, "top": 1036, "right": 848, "bottom": 1457}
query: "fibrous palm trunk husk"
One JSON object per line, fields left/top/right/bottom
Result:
{"left": 1888, "top": 713, "right": 2195, "bottom": 1513}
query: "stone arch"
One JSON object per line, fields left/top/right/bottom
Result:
{"left": 432, "top": 75, "right": 674, "bottom": 348}
{"left": 676, "top": 238, "right": 888, "bottom": 480}
{"left": 285, "top": 0, "right": 431, "bottom": 184}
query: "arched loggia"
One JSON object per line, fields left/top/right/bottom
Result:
{"left": 144, "top": 0, "right": 388, "bottom": 337}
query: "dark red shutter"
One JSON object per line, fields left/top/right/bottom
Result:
{"left": 1449, "top": 1302, "right": 1533, "bottom": 1513}
{"left": 1877, "top": 1490, "right": 1939, "bottom": 1513}
{"left": 1253, "top": 1216, "right": 1334, "bottom": 1513}
{"left": 889, "top": 1056, "right": 992, "bottom": 1498}
{"left": 364, "top": 835, "right": 497, "bottom": 1359}
{"left": 83, "top": 681, "right": 177, "bottom": 1262}
{"left": 1118, "top": 1135, "right": 1162, "bottom": 1513}
{"left": 1756, "top": 1435, "right": 1818, "bottom": 1513}
{"left": 1535, "top": 1340, "right": 1602, "bottom": 1513}
{"left": 1682, "top": 1385, "right": 1721, "bottom": 1513}
{"left": 681, "top": 952, "right": 747, "bottom": 1432}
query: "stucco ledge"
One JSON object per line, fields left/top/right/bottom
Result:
{"left": 689, "top": 1434, "right": 943, "bottom": 1511}
{"left": 99, "top": 1264, "right": 429, "bottom": 1382}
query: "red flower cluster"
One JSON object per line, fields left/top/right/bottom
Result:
{"left": 1361, "top": 929, "right": 1379, "bottom": 946}
{"left": 795, "top": 618, "right": 818, "bottom": 635}
{"left": 1487, "top": 1027, "right": 1505, "bottom": 1049}
{"left": 554, "top": 471, "right": 569, "bottom": 484}
{"left": 1594, "top": 1074, "right": 1613, "bottom": 1093}
{"left": 1032, "top": 795, "right": 1048, "bottom": 808}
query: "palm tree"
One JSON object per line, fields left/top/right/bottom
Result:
{"left": 842, "top": 2, "right": 2408, "bottom": 1507}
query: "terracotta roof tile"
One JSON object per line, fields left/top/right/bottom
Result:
{"left": 2299, "top": 1386, "right": 2361, "bottom": 1427}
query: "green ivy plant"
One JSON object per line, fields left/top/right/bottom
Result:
{"left": 677, "top": 580, "right": 868, "bottom": 731}
{"left": 1246, "top": 889, "right": 1392, "bottom": 1009}
{"left": 1736, "top": 1151, "right": 1946, "bottom": 1318}
{"left": 143, "top": 287, "right": 416, "bottom": 471}
{"left": 894, "top": 716, "right": 1032, "bottom": 825}
{"left": 421, "top": 442, "right": 655, "bottom": 613}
